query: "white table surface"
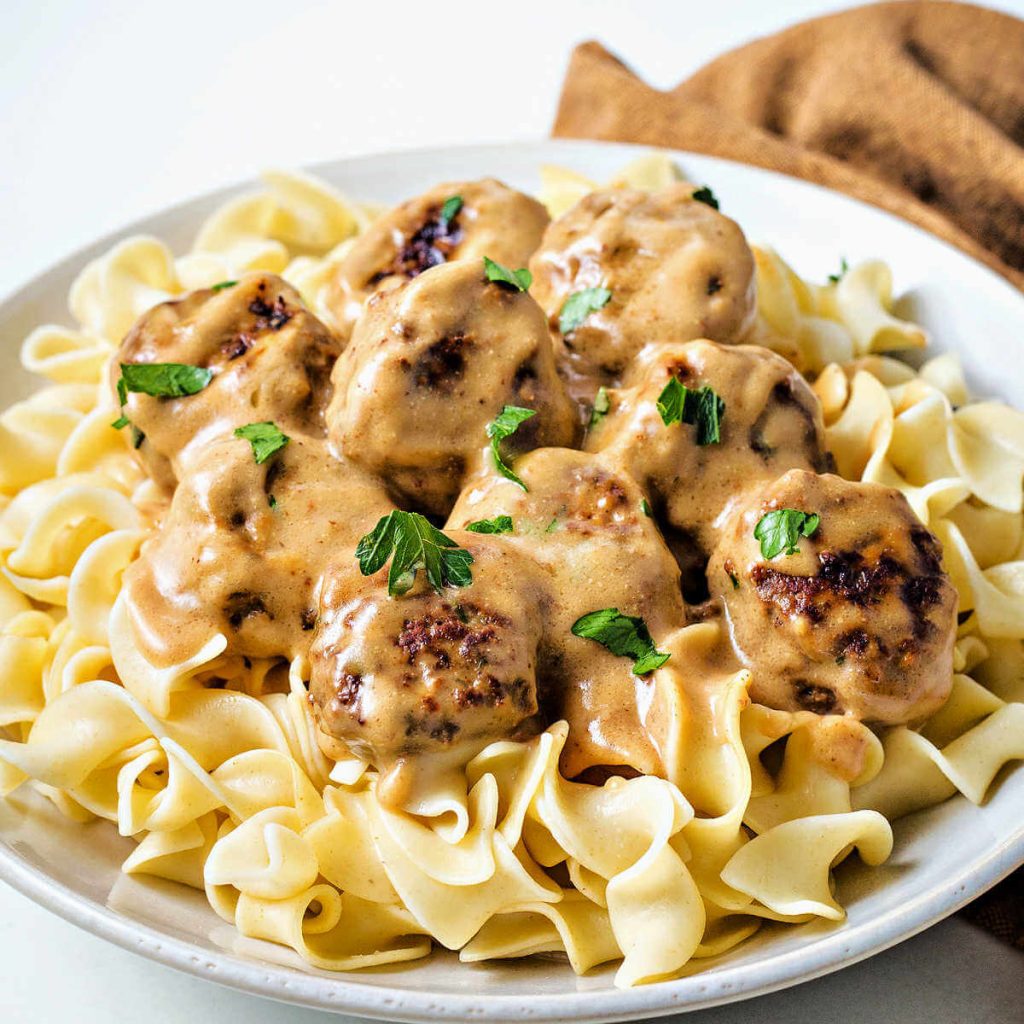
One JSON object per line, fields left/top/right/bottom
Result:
{"left": 1, "top": 1, "right": 1022, "bottom": 1021}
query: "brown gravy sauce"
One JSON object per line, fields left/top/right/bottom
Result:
{"left": 118, "top": 181, "right": 954, "bottom": 811}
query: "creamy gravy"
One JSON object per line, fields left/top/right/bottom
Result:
{"left": 118, "top": 179, "right": 957, "bottom": 809}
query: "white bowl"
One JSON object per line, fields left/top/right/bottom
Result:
{"left": 0, "top": 141, "right": 1022, "bottom": 1022}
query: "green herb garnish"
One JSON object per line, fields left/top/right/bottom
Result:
{"left": 656, "top": 378, "right": 725, "bottom": 444}
{"left": 754, "top": 509, "right": 821, "bottom": 559}
{"left": 483, "top": 256, "right": 532, "bottom": 292}
{"left": 692, "top": 186, "right": 719, "bottom": 210}
{"left": 465, "top": 515, "right": 513, "bottom": 535}
{"left": 827, "top": 257, "right": 849, "bottom": 285}
{"left": 211, "top": 280, "right": 238, "bottom": 292}
{"left": 486, "top": 405, "right": 536, "bottom": 489}
{"left": 268, "top": 494, "right": 278, "bottom": 510}
{"left": 571, "top": 608, "right": 670, "bottom": 675}
{"left": 356, "top": 510, "right": 474, "bottom": 597}
{"left": 440, "top": 196, "right": 463, "bottom": 224}
{"left": 589, "top": 386, "right": 611, "bottom": 428}
{"left": 111, "top": 414, "right": 130, "bottom": 430}
{"left": 559, "top": 287, "right": 612, "bottom": 335}
{"left": 234, "top": 421, "right": 290, "bottom": 464}
{"left": 727, "top": 569, "right": 740, "bottom": 590}
{"left": 640, "top": 498, "right": 652, "bottom": 518}
{"left": 118, "top": 362, "right": 213, "bottom": 399}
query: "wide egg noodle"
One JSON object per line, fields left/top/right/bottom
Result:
{"left": 0, "top": 158, "right": 1020, "bottom": 988}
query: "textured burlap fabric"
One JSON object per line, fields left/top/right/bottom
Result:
{"left": 553, "top": 0, "right": 1024, "bottom": 949}
{"left": 552, "top": 1, "right": 1024, "bottom": 290}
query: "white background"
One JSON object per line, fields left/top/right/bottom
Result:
{"left": 1, "top": 1, "right": 1022, "bottom": 1021}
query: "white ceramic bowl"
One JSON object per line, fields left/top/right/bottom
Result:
{"left": 0, "top": 141, "right": 1022, "bottom": 1022}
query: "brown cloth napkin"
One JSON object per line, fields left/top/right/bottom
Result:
{"left": 553, "top": 0, "right": 1024, "bottom": 951}
{"left": 552, "top": 1, "right": 1024, "bottom": 290}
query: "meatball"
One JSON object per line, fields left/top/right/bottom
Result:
{"left": 588, "top": 339, "right": 830, "bottom": 558}
{"left": 707, "top": 469, "right": 957, "bottom": 725}
{"left": 327, "top": 259, "right": 578, "bottom": 516}
{"left": 308, "top": 536, "right": 549, "bottom": 804}
{"left": 447, "top": 447, "right": 684, "bottom": 778}
{"left": 529, "top": 185, "right": 756, "bottom": 384}
{"left": 114, "top": 273, "right": 340, "bottom": 490}
{"left": 328, "top": 178, "right": 550, "bottom": 339}
{"left": 124, "top": 433, "right": 394, "bottom": 667}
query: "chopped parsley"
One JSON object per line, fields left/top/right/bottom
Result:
{"left": 465, "top": 514, "right": 513, "bottom": 535}
{"left": 589, "top": 386, "right": 611, "bottom": 428}
{"left": 727, "top": 569, "right": 740, "bottom": 590}
{"left": 355, "top": 510, "right": 474, "bottom": 597}
{"left": 754, "top": 509, "right": 821, "bottom": 560}
{"left": 440, "top": 195, "right": 463, "bottom": 224}
{"left": 656, "top": 378, "right": 725, "bottom": 445}
{"left": 571, "top": 608, "right": 670, "bottom": 675}
{"left": 211, "top": 280, "right": 238, "bottom": 292}
{"left": 118, "top": 362, "right": 213, "bottom": 399}
{"left": 486, "top": 405, "right": 536, "bottom": 490}
{"left": 559, "top": 286, "right": 612, "bottom": 335}
{"left": 691, "top": 185, "right": 719, "bottom": 210}
{"left": 234, "top": 421, "right": 290, "bottom": 464}
{"left": 112, "top": 362, "right": 211, "bottom": 443}
{"left": 483, "top": 256, "right": 532, "bottom": 292}
{"left": 640, "top": 497, "right": 652, "bottom": 518}
{"left": 827, "top": 257, "right": 849, "bottom": 285}
{"left": 268, "top": 494, "right": 279, "bottom": 510}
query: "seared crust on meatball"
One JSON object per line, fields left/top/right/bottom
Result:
{"left": 707, "top": 469, "right": 957, "bottom": 724}
{"left": 529, "top": 185, "right": 756, "bottom": 384}
{"left": 124, "top": 434, "right": 393, "bottom": 666}
{"left": 588, "top": 339, "right": 830, "bottom": 556}
{"left": 448, "top": 447, "right": 684, "bottom": 778}
{"left": 308, "top": 537, "right": 549, "bottom": 802}
{"left": 113, "top": 273, "right": 341, "bottom": 490}
{"left": 328, "top": 178, "right": 550, "bottom": 339}
{"left": 327, "top": 259, "right": 578, "bottom": 516}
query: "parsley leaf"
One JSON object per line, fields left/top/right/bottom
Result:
{"left": 483, "top": 256, "right": 532, "bottom": 292}
{"left": 692, "top": 185, "right": 719, "bottom": 210}
{"left": 486, "top": 405, "right": 536, "bottom": 489}
{"left": 234, "top": 421, "right": 290, "bottom": 464}
{"left": 119, "top": 362, "right": 213, "bottom": 399}
{"left": 754, "top": 509, "right": 821, "bottom": 559}
{"left": 355, "top": 510, "right": 474, "bottom": 597}
{"left": 110, "top": 414, "right": 131, "bottom": 430}
{"left": 640, "top": 497, "right": 652, "bottom": 518}
{"left": 571, "top": 608, "right": 670, "bottom": 675}
{"left": 465, "top": 515, "right": 513, "bottom": 535}
{"left": 827, "top": 257, "right": 849, "bottom": 285}
{"left": 656, "top": 378, "right": 725, "bottom": 444}
{"left": 559, "top": 286, "right": 612, "bottom": 335}
{"left": 211, "top": 280, "right": 238, "bottom": 292}
{"left": 589, "top": 386, "right": 611, "bottom": 428}
{"left": 440, "top": 195, "right": 463, "bottom": 224}
{"left": 268, "top": 494, "right": 279, "bottom": 510}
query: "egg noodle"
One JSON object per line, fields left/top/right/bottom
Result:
{"left": 1, "top": 156, "right": 1022, "bottom": 987}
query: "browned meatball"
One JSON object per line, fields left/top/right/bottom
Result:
{"left": 309, "top": 536, "right": 549, "bottom": 804}
{"left": 588, "top": 340, "right": 830, "bottom": 558}
{"left": 123, "top": 433, "right": 394, "bottom": 667}
{"left": 328, "top": 178, "right": 550, "bottom": 339}
{"left": 447, "top": 447, "right": 684, "bottom": 779}
{"left": 113, "top": 273, "right": 340, "bottom": 490}
{"left": 326, "top": 259, "right": 578, "bottom": 516}
{"left": 529, "top": 185, "right": 756, "bottom": 385}
{"left": 707, "top": 470, "right": 957, "bottom": 724}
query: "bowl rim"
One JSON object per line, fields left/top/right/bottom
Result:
{"left": 1, "top": 138, "right": 1022, "bottom": 1023}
